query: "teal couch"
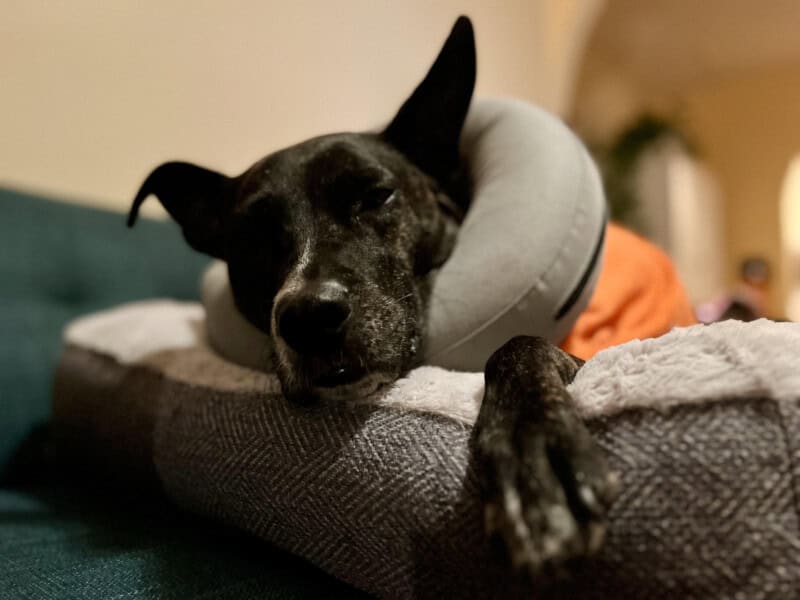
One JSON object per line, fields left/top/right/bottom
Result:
{"left": 0, "top": 187, "right": 361, "bottom": 598}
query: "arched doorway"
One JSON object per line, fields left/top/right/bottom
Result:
{"left": 781, "top": 155, "right": 800, "bottom": 321}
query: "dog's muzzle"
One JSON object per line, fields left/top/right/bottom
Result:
{"left": 274, "top": 278, "right": 391, "bottom": 401}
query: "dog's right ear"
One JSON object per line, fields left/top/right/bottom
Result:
{"left": 383, "top": 16, "right": 476, "bottom": 183}
{"left": 127, "top": 161, "right": 232, "bottom": 258}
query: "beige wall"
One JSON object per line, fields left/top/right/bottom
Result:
{"left": 1, "top": 0, "right": 601, "bottom": 217}
{"left": 681, "top": 67, "right": 800, "bottom": 316}
{"left": 572, "top": 61, "right": 800, "bottom": 317}
{"left": 569, "top": 50, "right": 649, "bottom": 142}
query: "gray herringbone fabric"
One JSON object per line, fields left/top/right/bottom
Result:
{"left": 53, "top": 341, "right": 800, "bottom": 599}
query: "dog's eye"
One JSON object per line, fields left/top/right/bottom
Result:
{"left": 361, "top": 186, "right": 396, "bottom": 211}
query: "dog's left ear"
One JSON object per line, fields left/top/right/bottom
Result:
{"left": 383, "top": 16, "right": 476, "bottom": 183}
{"left": 127, "top": 161, "right": 233, "bottom": 258}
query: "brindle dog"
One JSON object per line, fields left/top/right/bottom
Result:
{"left": 128, "top": 16, "right": 617, "bottom": 580}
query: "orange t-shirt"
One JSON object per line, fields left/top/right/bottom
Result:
{"left": 561, "top": 223, "right": 698, "bottom": 360}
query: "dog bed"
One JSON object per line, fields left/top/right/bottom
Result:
{"left": 53, "top": 301, "right": 800, "bottom": 598}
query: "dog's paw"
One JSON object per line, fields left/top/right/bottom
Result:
{"left": 479, "top": 403, "right": 618, "bottom": 580}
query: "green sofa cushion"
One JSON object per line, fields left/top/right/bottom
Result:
{"left": 0, "top": 484, "right": 358, "bottom": 599}
{"left": 0, "top": 187, "right": 209, "bottom": 474}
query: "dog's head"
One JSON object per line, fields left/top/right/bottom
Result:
{"left": 128, "top": 17, "right": 475, "bottom": 403}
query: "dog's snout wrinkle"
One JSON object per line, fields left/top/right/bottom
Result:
{"left": 276, "top": 279, "right": 352, "bottom": 355}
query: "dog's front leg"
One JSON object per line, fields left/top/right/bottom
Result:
{"left": 474, "top": 335, "right": 618, "bottom": 579}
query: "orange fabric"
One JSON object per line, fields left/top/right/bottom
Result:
{"left": 561, "top": 223, "right": 697, "bottom": 360}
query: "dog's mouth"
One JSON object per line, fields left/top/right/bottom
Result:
{"left": 273, "top": 332, "right": 406, "bottom": 403}
{"left": 277, "top": 352, "right": 394, "bottom": 403}
{"left": 312, "top": 364, "right": 367, "bottom": 388}
{"left": 295, "top": 360, "right": 395, "bottom": 403}
{"left": 312, "top": 372, "right": 390, "bottom": 402}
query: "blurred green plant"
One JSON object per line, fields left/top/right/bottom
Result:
{"left": 592, "top": 114, "right": 697, "bottom": 227}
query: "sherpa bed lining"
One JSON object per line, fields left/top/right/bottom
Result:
{"left": 63, "top": 300, "right": 800, "bottom": 423}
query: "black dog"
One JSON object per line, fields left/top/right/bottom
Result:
{"left": 128, "top": 16, "right": 616, "bottom": 579}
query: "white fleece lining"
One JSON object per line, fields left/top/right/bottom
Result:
{"left": 64, "top": 300, "right": 205, "bottom": 364}
{"left": 64, "top": 301, "right": 800, "bottom": 426}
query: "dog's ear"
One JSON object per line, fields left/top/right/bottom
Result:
{"left": 127, "top": 161, "right": 233, "bottom": 258}
{"left": 383, "top": 16, "right": 476, "bottom": 182}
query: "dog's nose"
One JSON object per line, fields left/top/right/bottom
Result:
{"left": 276, "top": 279, "right": 352, "bottom": 354}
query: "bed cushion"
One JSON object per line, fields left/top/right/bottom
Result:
{"left": 53, "top": 301, "right": 800, "bottom": 598}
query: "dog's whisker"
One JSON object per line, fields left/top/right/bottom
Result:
{"left": 257, "top": 340, "right": 275, "bottom": 372}
{"left": 393, "top": 292, "right": 415, "bottom": 303}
